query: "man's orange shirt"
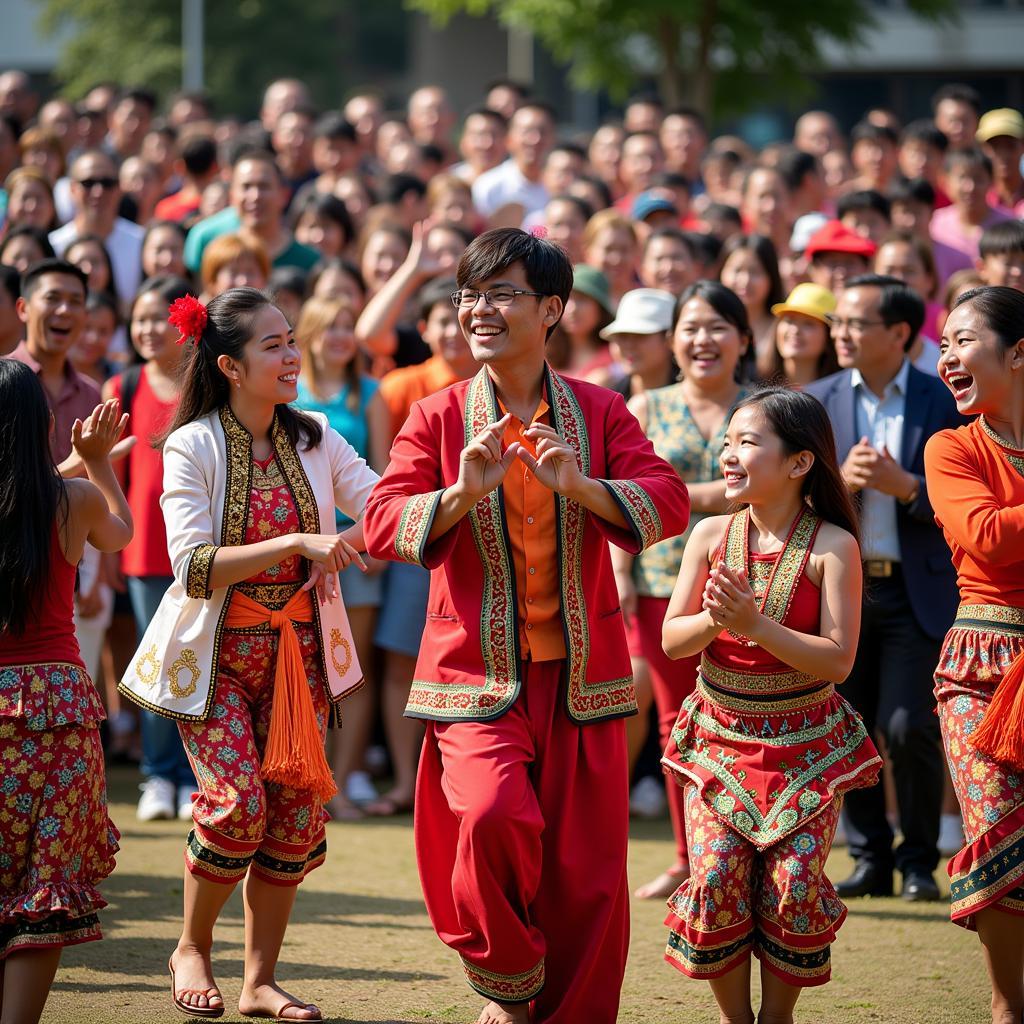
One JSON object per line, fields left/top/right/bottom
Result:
{"left": 379, "top": 355, "right": 460, "bottom": 439}
{"left": 498, "top": 396, "right": 565, "bottom": 662}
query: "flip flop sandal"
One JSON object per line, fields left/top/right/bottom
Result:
{"left": 169, "top": 958, "right": 225, "bottom": 1018}
{"left": 243, "top": 1001, "right": 323, "bottom": 1021}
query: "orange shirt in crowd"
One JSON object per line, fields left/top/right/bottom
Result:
{"left": 498, "top": 395, "right": 565, "bottom": 662}
{"left": 378, "top": 355, "right": 460, "bottom": 440}
{"left": 924, "top": 417, "right": 1024, "bottom": 608}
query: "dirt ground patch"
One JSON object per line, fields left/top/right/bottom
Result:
{"left": 44, "top": 768, "right": 984, "bottom": 1023}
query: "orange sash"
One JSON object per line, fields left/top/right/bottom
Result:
{"left": 224, "top": 588, "right": 336, "bottom": 801}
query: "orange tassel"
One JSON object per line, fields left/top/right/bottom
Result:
{"left": 968, "top": 649, "right": 1024, "bottom": 770}
{"left": 225, "top": 589, "right": 337, "bottom": 802}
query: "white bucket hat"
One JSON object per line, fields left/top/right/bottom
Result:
{"left": 599, "top": 288, "right": 676, "bottom": 339}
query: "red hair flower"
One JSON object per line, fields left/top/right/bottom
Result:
{"left": 168, "top": 294, "right": 208, "bottom": 346}
{"left": 530, "top": 225, "right": 549, "bottom": 239}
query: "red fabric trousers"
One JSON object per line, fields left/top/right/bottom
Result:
{"left": 414, "top": 659, "right": 630, "bottom": 1023}
{"left": 635, "top": 595, "right": 699, "bottom": 872}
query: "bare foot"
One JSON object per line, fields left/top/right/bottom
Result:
{"left": 169, "top": 943, "right": 224, "bottom": 1015}
{"left": 476, "top": 999, "right": 530, "bottom": 1024}
{"left": 363, "top": 787, "right": 414, "bottom": 816}
{"left": 634, "top": 866, "right": 690, "bottom": 900}
{"left": 238, "top": 981, "right": 321, "bottom": 1020}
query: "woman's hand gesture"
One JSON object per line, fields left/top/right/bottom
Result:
{"left": 71, "top": 399, "right": 129, "bottom": 464}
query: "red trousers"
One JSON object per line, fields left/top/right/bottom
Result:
{"left": 415, "top": 659, "right": 630, "bottom": 1023}
{"left": 635, "top": 595, "right": 699, "bottom": 872}
{"left": 178, "top": 625, "right": 330, "bottom": 887}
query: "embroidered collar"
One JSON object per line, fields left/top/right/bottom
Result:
{"left": 980, "top": 416, "right": 1024, "bottom": 478}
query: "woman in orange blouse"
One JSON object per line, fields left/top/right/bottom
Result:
{"left": 925, "top": 285, "right": 1024, "bottom": 1024}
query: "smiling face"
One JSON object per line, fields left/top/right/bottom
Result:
{"left": 721, "top": 249, "right": 770, "bottom": 314}
{"left": 456, "top": 262, "right": 560, "bottom": 368}
{"left": 720, "top": 403, "right": 809, "bottom": 504}
{"left": 641, "top": 235, "right": 695, "bottom": 296}
{"left": 142, "top": 224, "right": 186, "bottom": 278}
{"left": 672, "top": 295, "right": 746, "bottom": 390}
{"left": 311, "top": 306, "right": 358, "bottom": 373}
{"left": 938, "top": 299, "right": 1024, "bottom": 417}
{"left": 776, "top": 312, "right": 828, "bottom": 363}
{"left": 18, "top": 271, "right": 87, "bottom": 359}
{"left": 131, "top": 290, "right": 180, "bottom": 367}
{"left": 8, "top": 177, "right": 54, "bottom": 229}
{"left": 225, "top": 304, "right": 301, "bottom": 405}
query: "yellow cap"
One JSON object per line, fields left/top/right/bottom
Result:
{"left": 770, "top": 283, "right": 837, "bottom": 325}
{"left": 977, "top": 108, "right": 1024, "bottom": 143}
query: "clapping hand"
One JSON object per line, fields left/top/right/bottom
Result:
{"left": 842, "top": 436, "right": 915, "bottom": 497}
{"left": 703, "top": 563, "right": 760, "bottom": 636}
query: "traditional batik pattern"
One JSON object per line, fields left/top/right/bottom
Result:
{"left": 0, "top": 664, "right": 119, "bottom": 959}
{"left": 635, "top": 385, "right": 749, "bottom": 598}
{"left": 935, "top": 605, "right": 1024, "bottom": 929}
{"left": 665, "top": 786, "right": 845, "bottom": 988}
{"left": 177, "top": 456, "right": 330, "bottom": 886}
{"left": 662, "top": 510, "right": 880, "bottom": 849}
{"left": 461, "top": 956, "right": 545, "bottom": 1004}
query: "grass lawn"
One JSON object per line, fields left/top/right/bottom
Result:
{"left": 44, "top": 768, "right": 986, "bottom": 1023}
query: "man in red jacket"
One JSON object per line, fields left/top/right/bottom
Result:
{"left": 364, "top": 228, "right": 690, "bottom": 1024}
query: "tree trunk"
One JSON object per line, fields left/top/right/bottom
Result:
{"left": 655, "top": 15, "right": 683, "bottom": 108}
{"left": 693, "top": 0, "right": 717, "bottom": 117}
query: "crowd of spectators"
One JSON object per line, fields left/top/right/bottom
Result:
{"left": 1, "top": 67, "right": 1022, "bottom": 859}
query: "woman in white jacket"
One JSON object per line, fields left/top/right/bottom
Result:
{"left": 120, "top": 287, "right": 378, "bottom": 1021}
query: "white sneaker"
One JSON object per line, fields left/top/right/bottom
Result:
{"left": 177, "top": 785, "right": 196, "bottom": 820}
{"left": 137, "top": 777, "right": 175, "bottom": 821}
{"left": 630, "top": 775, "right": 667, "bottom": 819}
{"left": 345, "top": 770, "right": 378, "bottom": 804}
{"left": 938, "top": 812, "right": 964, "bottom": 856}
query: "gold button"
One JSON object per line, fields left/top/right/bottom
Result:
{"left": 527, "top": 516, "right": 534, "bottom": 525}
{"left": 526, "top": 623, "right": 533, "bottom": 630}
{"left": 529, "top": 567, "right": 536, "bottom": 575}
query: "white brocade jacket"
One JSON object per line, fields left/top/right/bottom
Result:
{"left": 119, "top": 405, "right": 379, "bottom": 721}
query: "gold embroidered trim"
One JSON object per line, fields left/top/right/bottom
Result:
{"left": 461, "top": 956, "right": 545, "bottom": 1003}
{"left": 236, "top": 581, "right": 303, "bottom": 609}
{"left": 696, "top": 677, "right": 834, "bottom": 715}
{"left": 723, "top": 507, "right": 819, "bottom": 644}
{"left": 251, "top": 456, "right": 285, "bottom": 491}
{"left": 135, "top": 645, "right": 160, "bottom": 686}
{"left": 600, "top": 479, "right": 663, "bottom": 550}
{"left": 980, "top": 416, "right": 1024, "bottom": 478}
{"left": 956, "top": 603, "right": 1024, "bottom": 626}
{"left": 168, "top": 648, "right": 201, "bottom": 699}
{"left": 186, "top": 543, "right": 217, "bottom": 600}
{"left": 395, "top": 490, "right": 444, "bottom": 565}
{"left": 218, "top": 405, "right": 253, "bottom": 549}
{"left": 329, "top": 629, "right": 352, "bottom": 675}
{"left": 699, "top": 654, "right": 818, "bottom": 695}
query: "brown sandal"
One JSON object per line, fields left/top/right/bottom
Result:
{"left": 242, "top": 1001, "right": 322, "bottom": 1021}
{"left": 168, "top": 958, "right": 225, "bottom": 1018}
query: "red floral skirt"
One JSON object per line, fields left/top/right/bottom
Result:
{"left": 935, "top": 605, "right": 1024, "bottom": 929}
{"left": 0, "top": 662, "right": 120, "bottom": 959}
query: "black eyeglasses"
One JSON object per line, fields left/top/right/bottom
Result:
{"left": 451, "top": 287, "right": 546, "bottom": 309}
{"left": 75, "top": 176, "right": 118, "bottom": 191}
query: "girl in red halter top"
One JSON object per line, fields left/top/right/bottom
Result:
{"left": 0, "top": 360, "right": 132, "bottom": 1024}
{"left": 661, "top": 387, "right": 880, "bottom": 1024}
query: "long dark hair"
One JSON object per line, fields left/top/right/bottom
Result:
{"left": 0, "top": 358, "right": 68, "bottom": 634}
{"left": 128, "top": 274, "right": 193, "bottom": 365}
{"left": 161, "top": 287, "right": 322, "bottom": 450}
{"left": 732, "top": 386, "right": 860, "bottom": 544}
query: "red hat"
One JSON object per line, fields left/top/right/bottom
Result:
{"left": 804, "top": 220, "right": 877, "bottom": 259}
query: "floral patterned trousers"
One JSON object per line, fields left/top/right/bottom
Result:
{"left": 177, "top": 625, "right": 330, "bottom": 887}
{"left": 665, "top": 785, "right": 846, "bottom": 988}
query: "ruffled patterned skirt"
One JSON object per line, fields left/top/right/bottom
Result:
{"left": 0, "top": 663, "right": 120, "bottom": 958}
{"left": 935, "top": 605, "right": 1024, "bottom": 929}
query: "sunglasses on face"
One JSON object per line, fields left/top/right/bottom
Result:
{"left": 75, "top": 177, "right": 118, "bottom": 190}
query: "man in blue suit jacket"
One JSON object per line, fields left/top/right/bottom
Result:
{"left": 807, "top": 274, "right": 965, "bottom": 902}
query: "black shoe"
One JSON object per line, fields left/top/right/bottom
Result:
{"left": 901, "top": 871, "right": 941, "bottom": 902}
{"left": 835, "top": 862, "right": 893, "bottom": 898}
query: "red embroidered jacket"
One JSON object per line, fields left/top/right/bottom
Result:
{"left": 364, "top": 365, "right": 691, "bottom": 724}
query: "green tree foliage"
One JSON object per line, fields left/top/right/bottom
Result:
{"left": 407, "top": 0, "right": 957, "bottom": 117}
{"left": 35, "top": 0, "right": 358, "bottom": 116}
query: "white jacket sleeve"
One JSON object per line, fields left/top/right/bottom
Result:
{"left": 160, "top": 429, "right": 218, "bottom": 599}
{"left": 325, "top": 423, "right": 380, "bottom": 523}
